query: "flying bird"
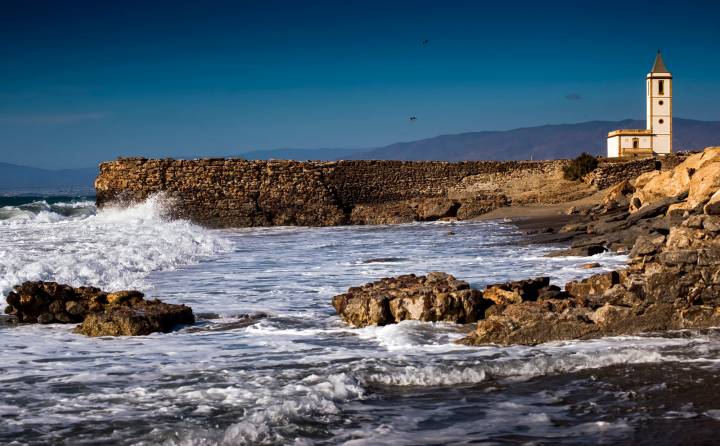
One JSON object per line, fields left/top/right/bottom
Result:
{"left": 409, "top": 116, "right": 417, "bottom": 121}
{"left": 421, "top": 39, "right": 429, "bottom": 45}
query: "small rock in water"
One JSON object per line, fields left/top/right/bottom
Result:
{"left": 580, "top": 262, "right": 601, "bottom": 269}
{"left": 75, "top": 300, "right": 194, "bottom": 337}
{"left": 332, "top": 272, "right": 487, "bottom": 327}
{"left": 447, "top": 231, "right": 456, "bottom": 235}
{"left": 3, "top": 281, "right": 194, "bottom": 337}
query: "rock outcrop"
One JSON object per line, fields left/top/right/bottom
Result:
{"left": 460, "top": 146, "right": 720, "bottom": 346}
{"left": 629, "top": 147, "right": 720, "bottom": 212}
{"left": 331, "top": 272, "right": 487, "bottom": 326}
{"left": 4, "top": 282, "right": 194, "bottom": 336}
{"left": 335, "top": 147, "right": 720, "bottom": 346}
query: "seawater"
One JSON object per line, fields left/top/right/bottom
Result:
{"left": 2, "top": 195, "right": 720, "bottom": 445}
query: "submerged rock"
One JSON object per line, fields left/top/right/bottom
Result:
{"left": 331, "top": 272, "right": 487, "bottom": 327}
{"left": 4, "top": 281, "right": 194, "bottom": 336}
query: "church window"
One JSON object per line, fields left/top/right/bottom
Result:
{"left": 632, "top": 138, "right": 639, "bottom": 149}
{"left": 659, "top": 100, "right": 664, "bottom": 105}
{"left": 659, "top": 119, "right": 664, "bottom": 124}
{"left": 658, "top": 80, "right": 665, "bottom": 95}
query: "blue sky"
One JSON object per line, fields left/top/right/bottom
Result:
{"left": 1, "top": 0, "right": 719, "bottom": 168}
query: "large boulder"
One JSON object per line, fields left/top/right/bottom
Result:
{"left": 4, "top": 281, "right": 194, "bottom": 336}
{"left": 630, "top": 148, "right": 720, "bottom": 212}
{"left": 331, "top": 272, "right": 487, "bottom": 327}
{"left": 688, "top": 160, "right": 720, "bottom": 209}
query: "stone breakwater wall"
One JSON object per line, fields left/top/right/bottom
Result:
{"left": 95, "top": 157, "right": 676, "bottom": 228}
{"left": 95, "top": 158, "right": 566, "bottom": 227}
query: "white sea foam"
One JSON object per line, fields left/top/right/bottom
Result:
{"left": 1, "top": 214, "right": 717, "bottom": 445}
{"left": 0, "top": 194, "right": 229, "bottom": 300}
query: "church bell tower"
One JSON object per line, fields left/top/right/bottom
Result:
{"left": 647, "top": 51, "right": 672, "bottom": 154}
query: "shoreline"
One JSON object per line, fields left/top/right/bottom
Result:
{"left": 474, "top": 193, "right": 604, "bottom": 246}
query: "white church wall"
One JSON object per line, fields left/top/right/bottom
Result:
{"left": 607, "top": 136, "right": 620, "bottom": 158}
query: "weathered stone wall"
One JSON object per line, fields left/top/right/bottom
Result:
{"left": 585, "top": 154, "right": 690, "bottom": 190}
{"left": 95, "top": 156, "right": 680, "bottom": 228}
{"left": 586, "top": 158, "right": 660, "bottom": 190}
{"left": 96, "top": 158, "right": 569, "bottom": 227}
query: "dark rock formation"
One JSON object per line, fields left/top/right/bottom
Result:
{"left": 4, "top": 281, "right": 194, "bottom": 336}
{"left": 331, "top": 272, "right": 487, "bottom": 327}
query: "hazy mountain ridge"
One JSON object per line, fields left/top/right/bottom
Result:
{"left": 237, "top": 147, "right": 365, "bottom": 161}
{"left": 350, "top": 118, "right": 720, "bottom": 161}
{"left": 0, "top": 162, "right": 97, "bottom": 193}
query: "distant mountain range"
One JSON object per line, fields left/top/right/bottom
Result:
{"left": 346, "top": 118, "right": 720, "bottom": 161}
{"left": 233, "top": 118, "right": 720, "bottom": 162}
{"left": 2, "top": 118, "right": 719, "bottom": 192}
{"left": 238, "top": 147, "right": 363, "bottom": 160}
{"left": 0, "top": 163, "right": 97, "bottom": 194}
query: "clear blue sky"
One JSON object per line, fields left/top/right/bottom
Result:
{"left": 1, "top": 0, "right": 719, "bottom": 168}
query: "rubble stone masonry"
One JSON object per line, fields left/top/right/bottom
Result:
{"left": 94, "top": 157, "right": 672, "bottom": 228}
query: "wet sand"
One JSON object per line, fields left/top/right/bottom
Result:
{"left": 472, "top": 191, "right": 605, "bottom": 245}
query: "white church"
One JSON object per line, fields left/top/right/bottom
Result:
{"left": 607, "top": 51, "right": 672, "bottom": 158}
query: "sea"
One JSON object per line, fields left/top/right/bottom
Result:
{"left": 1, "top": 194, "right": 720, "bottom": 445}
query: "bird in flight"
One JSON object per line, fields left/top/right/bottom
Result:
{"left": 421, "top": 39, "right": 429, "bottom": 45}
{"left": 409, "top": 116, "right": 417, "bottom": 122}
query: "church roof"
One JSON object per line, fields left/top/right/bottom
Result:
{"left": 651, "top": 50, "right": 669, "bottom": 73}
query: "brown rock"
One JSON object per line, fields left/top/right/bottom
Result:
{"left": 703, "top": 190, "right": 720, "bottom": 215}
{"left": 75, "top": 300, "right": 195, "bottom": 337}
{"left": 588, "top": 304, "right": 633, "bottom": 327}
{"left": 483, "top": 287, "right": 522, "bottom": 305}
{"left": 331, "top": 273, "right": 488, "bottom": 327}
{"left": 566, "top": 271, "right": 620, "bottom": 298}
{"left": 4, "top": 281, "right": 195, "bottom": 337}
{"left": 458, "top": 300, "right": 597, "bottom": 346}
{"left": 603, "top": 180, "right": 634, "bottom": 210}
{"left": 687, "top": 160, "right": 720, "bottom": 209}
{"left": 484, "top": 277, "right": 551, "bottom": 305}
{"left": 629, "top": 234, "right": 666, "bottom": 257}
{"left": 107, "top": 290, "right": 144, "bottom": 305}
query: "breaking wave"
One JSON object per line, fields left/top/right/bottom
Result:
{"left": 0, "top": 194, "right": 230, "bottom": 300}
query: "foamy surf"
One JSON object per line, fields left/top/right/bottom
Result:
{"left": 2, "top": 204, "right": 718, "bottom": 445}
{"left": 0, "top": 194, "right": 230, "bottom": 300}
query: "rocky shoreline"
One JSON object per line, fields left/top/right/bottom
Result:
{"left": 333, "top": 147, "right": 720, "bottom": 346}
